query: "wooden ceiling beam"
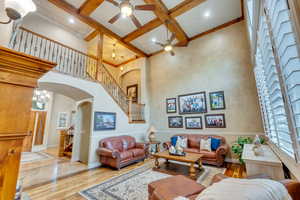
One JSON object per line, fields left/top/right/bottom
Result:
{"left": 48, "top": 0, "right": 148, "bottom": 57}
{"left": 116, "top": 56, "right": 140, "bottom": 67}
{"left": 85, "top": 30, "right": 99, "bottom": 41}
{"left": 144, "top": 0, "right": 188, "bottom": 46}
{"left": 79, "top": 0, "right": 104, "bottom": 16}
{"left": 122, "top": 0, "right": 206, "bottom": 43}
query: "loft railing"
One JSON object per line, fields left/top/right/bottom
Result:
{"left": 9, "top": 27, "right": 145, "bottom": 120}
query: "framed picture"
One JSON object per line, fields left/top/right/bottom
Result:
{"left": 209, "top": 91, "right": 226, "bottom": 110}
{"left": 168, "top": 116, "right": 183, "bottom": 128}
{"left": 127, "top": 84, "right": 138, "bottom": 103}
{"left": 94, "top": 112, "right": 116, "bottom": 131}
{"left": 178, "top": 92, "right": 207, "bottom": 114}
{"left": 205, "top": 114, "right": 226, "bottom": 128}
{"left": 185, "top": 116, "right": 203, "bottom": 129}
{"left": 166, "top": 98, "right": 177, "bottom": 113}
{"left": 57, "top": 112, "right": 69, "bottom": 129}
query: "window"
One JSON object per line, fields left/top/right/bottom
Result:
{"left": 254, "top": 0, "right": 300, "bottom": 161}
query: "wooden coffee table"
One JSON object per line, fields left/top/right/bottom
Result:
{"left": 152, "top": 151, "right": 203, "bottom": 179}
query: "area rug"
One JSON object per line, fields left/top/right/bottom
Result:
{"left": 79, "top": 164, "right": 225, "bottom": 200}
{"left": 21, "top": 152, "right": 52, "bottom": 163}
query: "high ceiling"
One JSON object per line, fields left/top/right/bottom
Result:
{"left": 34, "top": 0, "right": 243, "bottom": 66}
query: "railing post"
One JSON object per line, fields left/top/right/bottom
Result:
{"left": 96, "top": 32, "right": 104, "bottom": 81}
{"left": 58, "top": 130, "right": 67, "bottom": 157}
{"left": 128, "top": 97, "right": 133, "bottom": 123}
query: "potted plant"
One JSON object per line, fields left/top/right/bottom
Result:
{"left": 231, "top": 137, "right": 253, "bottom": 164}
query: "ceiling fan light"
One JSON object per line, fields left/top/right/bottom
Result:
{"left": 5, "top": 0, "right": 36, "bottom": 19}
{"left": 164, "top": 45, "right": 173, "bottom": 52}
{"left": 120, "top": 4, "right": 133, "bottom": 17}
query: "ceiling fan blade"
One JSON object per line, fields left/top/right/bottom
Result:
{"left": 130, "top": 15, "right": 142, "bottom": 28}
{"left": 106, "top": 0, "right": 119, "bottom": 7}
{"left": 135, "top": 4, "right": 155, "bottom": 10}
{"left": 155, "top": 42, "right": 165, "bottom": 47}
{"left": 170, "top": 51, "right": 175, "bottom": 56}
{"left": 170, "top": 33, "right": 176, "bottom": 43}
{"left": 108, "top": 13, "right": 121, "bottom": 24}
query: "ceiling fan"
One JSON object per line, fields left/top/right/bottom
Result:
{"left": 105, "top": 0, "right": 155, "bottom": 28}
{"left": 153, "top": 21, "right": 178, "bottom": 56}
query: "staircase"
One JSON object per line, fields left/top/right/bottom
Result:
{"left": 9, "top": 27, "right": 145, "bottom": 123}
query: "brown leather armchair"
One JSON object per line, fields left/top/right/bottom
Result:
{"left": 96, "top": 135, "right": 148, "bottom": 170}
{"left": 163, "top": 134, "right": 229, "bottom": 167}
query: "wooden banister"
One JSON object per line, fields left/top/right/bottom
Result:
{"left": 9, "top": 27, "right": 145, "bottom": 122}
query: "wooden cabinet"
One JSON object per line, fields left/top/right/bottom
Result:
{"left": 0, "top": 46, "right": 55, "bottom": 200}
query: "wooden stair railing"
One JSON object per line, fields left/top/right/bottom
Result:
{"left": 9, "top": 27, "right": 145, "bottom": 122}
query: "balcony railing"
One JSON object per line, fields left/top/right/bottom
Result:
{"left": 8, "top": 27, "right": 145, "bottom": 118}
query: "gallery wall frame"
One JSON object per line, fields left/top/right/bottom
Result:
{"left": 168, "top": 116, "right": 183, "bottom": 128}
{"left": 57, "top": 112, "right": 69, "bottom": 129}
{"left": 185, "top": 116, "right": 203, "bottom": 129}
{"left": 166, "top": 98, "right": 177, "bottom": 113}
{"left": 205, "top": 114, "right": 226, "bottom": 128}
{"left": 127, "top": 84, "right": 138, "bottom": 103}
{"left": 178, "top": 92, "right": 207, "bottom": 114}
{"left": 209, "top": 91, "right": 226, "bottom": 110}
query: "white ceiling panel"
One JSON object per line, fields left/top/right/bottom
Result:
{"left": 34, "top": 0, "right": 93, "bottom": 37}
{"left": 65, "top": 0, "right": 86, "bottom": 9}
{"left": 90, "top": 0, "right": 156, "bottom": 37}
{"left": 162, "top": 0, "right": 184, "bottom": 10}
{"left": 176, "top": 0, "right": 242, "bottom": 37}
{"left": 131, "top": 25, "right": 178, "bottom": 54}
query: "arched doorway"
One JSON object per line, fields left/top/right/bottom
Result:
{"left": 73, "top": 101, "right": 92, "bottom": 164}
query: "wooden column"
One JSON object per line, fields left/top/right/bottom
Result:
{"left": 0, "top": 46, "right": 55, "bottom": 200}
{"left": 96, "top": 32, "right": 104, "bottom": 80}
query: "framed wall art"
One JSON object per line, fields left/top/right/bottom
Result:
{"left": 178, "top": 92, "right": 207, "bottom": 114}
{"left": 209, "top": 91, "right": 226, "bottom": 110}
{"left": 168, "top": 116, "right": 183, "bottom": 128}
{"left": 57, "top": 112, "right": 69, "bottom": 129}
{"left": 205, "top": 114, "right": 226, "bottom": 128}
{"left": 94, "top": 112, "right": 116, "bottom": 131}
{"left": 127, "top": 84, "right": 138, "bottom": 103}
{"left": 166, "top": 98, "right": 177, "bottom": 113}
{"left": 185, "top": 116, "right": 203, "bottom": 129}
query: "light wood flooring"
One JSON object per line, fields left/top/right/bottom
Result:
{"left": 22, "top": 149, "right": 246, "bottom": 200}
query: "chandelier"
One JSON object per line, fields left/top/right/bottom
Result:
{"left": 32, "top": 89, "right": 50, "bottom": 104}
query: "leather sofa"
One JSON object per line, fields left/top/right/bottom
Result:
{"left": 148, "top": 174, "right": 300, "bottom": 200}
{"left": 163, "top": 134, "right": 229, "bottom": 167}
{"left": 96, "top": 135, "right": 148, "bottom": 170}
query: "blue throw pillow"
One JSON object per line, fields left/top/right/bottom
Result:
{"left": 211, "top": 137, "right": 221, "bottom": 151}
{"left": 171, "top": 136, "right": 179, "bottom": 147}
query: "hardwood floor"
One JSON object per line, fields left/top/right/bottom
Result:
{"left": 22, "top": 156, "right": 246, "bottom": 200}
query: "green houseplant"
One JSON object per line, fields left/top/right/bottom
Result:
{"left": 231, "top": 137, "right": 253, "bottom": 164}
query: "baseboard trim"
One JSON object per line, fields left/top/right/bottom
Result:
{"left": 88, "top": 162, "right": 101, "bottom": 169}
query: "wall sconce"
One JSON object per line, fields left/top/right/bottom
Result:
{"left": 0, "top": 0, "right": 36, "bottom": 24}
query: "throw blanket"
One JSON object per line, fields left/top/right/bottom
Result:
{"left": 196, "top": 178, "right": 292, "bottom": 200}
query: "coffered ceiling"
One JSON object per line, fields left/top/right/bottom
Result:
{"left": 33, "top": 0, "right": 243, "bottom": 66}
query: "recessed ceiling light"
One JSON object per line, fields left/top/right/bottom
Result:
{"left": 69, "top": 18, "right": 75, "bottom": 24}
{"left": 204, "top": 11, "right": 210, "bottom": 18}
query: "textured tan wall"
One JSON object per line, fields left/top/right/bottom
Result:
{"left": 148, "top": 21, "right": 264, "bottom": 157}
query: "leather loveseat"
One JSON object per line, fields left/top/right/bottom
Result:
{"left": 148, "top": 174, "right": 300, "bottom": 200}
{"left": 96, "top": 135, "right": 148, "bottom": 170}
{"left": 163, "top": 134, "right": 229, "bottom": 167}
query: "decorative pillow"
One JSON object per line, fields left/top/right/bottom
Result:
{"left": 200, "top": 138, "right": 212, "bottom": 152}
{"left": 211, "top": 137, "right": 221, "bottom": 151}
{"left": 171, "top": 136, "right": 179, "bottom": 147}
{"left": 175, "top": 136, "right": 188, "bottom": 149}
